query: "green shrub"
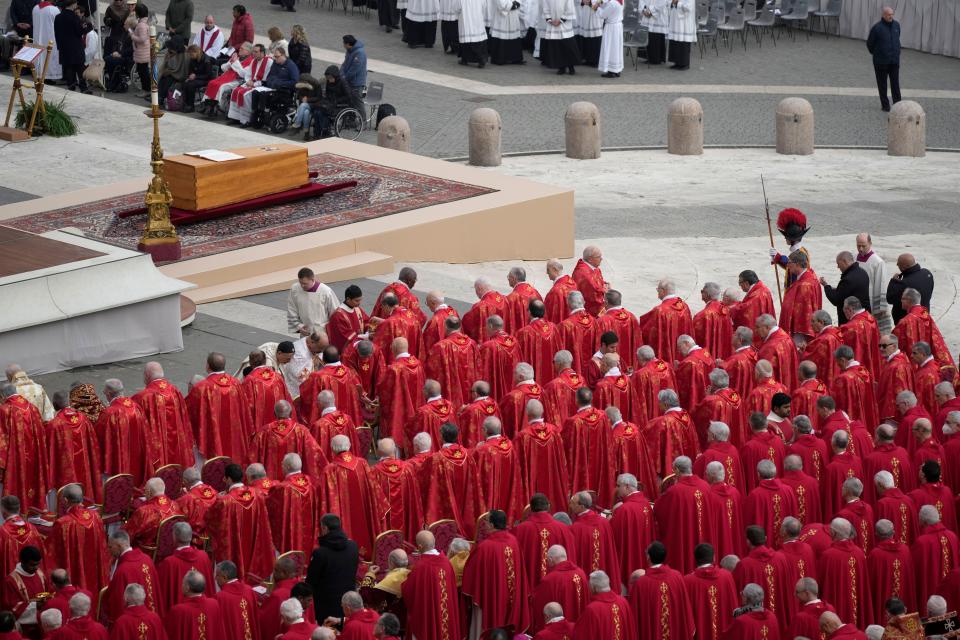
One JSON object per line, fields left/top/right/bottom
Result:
{"left": 15, "top": 96, "right": 78, "bottom": 137}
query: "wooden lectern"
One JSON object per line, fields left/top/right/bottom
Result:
{"left": 1, "top": 40, "right": 53, "bottom": 141}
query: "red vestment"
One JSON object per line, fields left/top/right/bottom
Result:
{"left": 596, "top": 307, "right": 643, "bottom": 370}
{"left": 96, "top": 397, "right": 158, "bottom": 492}
{"left": 876, "top": 487, "right": 919, "bottom": 546}
{"left": 214, "top": 580, "right": 259, "bottom": 640}
{"left": 821, "top": 410, "right": 874, "bottom": 458}
{"left": 644, "top": 407, "right": 700, "bottom": 479}
{"left": 739, "top": 431, "right": 787, "bottom": 494}
{"left": 569, "top": 510, "right": 619, "bottom": 581}
{"left": 683, "top": 565, "right": 738, "bottom": 640}
{"left": 912, "top": 438, "right": 946, "bottom": 475}
{"left": 611, "top": 421, "right": 658, "bottom": 497}
{"left": 249, "top": 418, "right": 326, "bottom": 480}
{"left": 721, "top": 347, "right": 758, "bottom": 399}
{"left": 480, "top": 331, "right": 522, "bottom": 402}
{"left": 400, "top": 553, "right": 462, "bottom": 640}
{"left": 239, "top": 367, "right": 293, "bottom": 431}
{"left": 937, "top": 568, "right": 960, "bottom": 615}
{"left": 370, "top": 457, "right": 423, "bottom": 541}
{"left": 371, "top": 282, "right": 426, "bottom": 328}
{"left": 420, "top": 306, "right": 459, "bottom": 360}
{"left": 266, "top": 472, "right": 319, "bottom": 557}
{"left": 631, "top": 358, "right": 678, "bottom": 423}
{"left": 696, "top": 443, "right": 746, "bottom": 494}
{"left": 544, "top": 275, "right": 578, "bottom": 325}
{"left": 339, "top": 608, "right": 378, "bottom": 640}
{"left": 732, "top": 545, "right": 798, "bottom": 633}
{"left": 44, "top": 407, "right": 103, "bottom": 503}
{"left": 515, "top": 318, "right": 563, "bottom": 384}
{"left": 205, "top": 485, "right": 275, "bottom": 580}
{"left": 309, "top": 410, "right": 359, "bottom": 460}
{"left": 1, "top": 567, "right": 51, "bottom": 626}
{"left": 326, "top": 304, "right": 370, "bottom": 353}
{"left": 628, "top": 564, "right": 695, "bottom": 639}
{"left": 708, "top": 482, "right": 745, "bottom": 559}
{"left": 557, "top": 310, "right": 597, "bottom": 375}
{"left": 721, "top": 610, "right": 779, "bottom": 640}
{"left": 462, "top": 291, "right": 507, "bottom": 343}
{"left": 610, "top": 491, "right": 655, "bottom": 588}
{"left": 694, "top": 301, "right": 733, "bottom": 360}
{"left": 259, "top": 577, "right": 298, "bottom": 640}
{"left": 801, "top": 326, "right": 843, "bottom": 389}
{"left": 105, "top": 548, "right": 161, "bottom": 622}
{"left": 372, "top": 307, "right": 423, "bottom": 365}
{"left": 789, "top": 599, "right": 836, "bottom": 640}
{"left": 319, "top": 451, "right": 388, "bottom": 560}
{"left": 499, "top": 382, "right": 543, "bottom": 439}
{"left": 732, "top": 281, "right": 776, "bottom": 333}
{"left": 935, "top": 397, "right": 960, "bottom": 444}
{"left": 817, "top": 539, "right": 872, "bottom": 629}
{"left": 744, "top": 479, "right": 798, "bottom": 548}
{"left": 911, "top": 522, "right": 959, "bottom": 610}
{"left": 514, "top": 512, "right": 576, "bottom": 590}
{"left": 746, "top": 377, "right": 789, "bottom": 418}
{"left": 57, "top": 617, "right": 108, "bottom": 639}
{"left": 864, "top": 443, "right": 914, "bottom": 502}
{"left": 570, "top": 259, "right": 606, "bottom": 317}
{"left": 788, "top": 434, "right": 830, "bottom": 483}
{"left": 908, "top": 483, "right": 957, "bottom": 534}
{"left": 457, "top": 397, "right": 501, "bottom": 449}
{"left": 515, "top": 422, "right": 570, "bottom": 515}
{"left": 837, "top": 499, "right": 876, "bottom": 554}
{"left": 822, "top": 451, "right": 864, "bottom": 521}
{"left": 529, "top": 560, "right": 588, "bottom": 633}
{"left": 779, "top": 268, "right": 823, "bottom": 339}
{"left": 541, "top": 369, "right": 584, "bottom": 428}
{"left": 757, "top": 328, "right": 799, "bottom": 391}
{"left": 298, "top": 363, "right": 363, "bottom": 426}
{"left": 503, "top": 282, "right": 543, "bottom": 335}
{"left": 46, "top": 506, "right": 109, "bottom": 595}
{"left": 675, "top": 347, "right": 715, "bottom": 411}
{"left": 867, "top": 539, "right": 916, "bottom": 622}
{"left": 133, "top": 378, "right": 195, "bottom": 468}
{"left": 377, "top": 355, "right": 425, "bottom": 449}
{"left": 164, "top": 596, "right": 225, "bottom": 640}
{"left": 425, "top": 331, "right": 480, "bottom": 412}
{"left": 124, "top": 495, "right": 181, "bottom": 551}
{"left": 638, "top": 296, "right": 694, "bottom": 366}
{"left": 782, "top": 468, "right": 823, "bottom": 527}
{"left": 593, "top": 372, "right": 642, "bottom": 425}
{"left": 831, "top": 363, "right": 879, "bottom": 435}
{"left": 462, "top": 530, "right": 530, "bottom": 633}
{"left": 0, "top": 519, "right": 43, "bottom": 579}
{"left": 841, "top": 310, "right": 882, "bottom": 381}
{"left": 893, "top": 305, "right": 955, "bottom": 371}
{"left": 281, "top": 621, "right": 319, "bottom": 640}
{"left": 571, "top": 591, "right": 634, "bottom": 640}
{"left": 654, "top": 475, "right": 714, "bottom": 575}
{"left": 203, "top": 54, "right": 251, "bottom": 100}
{"left": 782, "top": 537, "right": 817, "bottom": 581}
{"left": 693, "top": 388, "right": 746, "bottom": 449}
{"left": 472, "top": 435, "right": 526, "bottom": 524}
{"left": 800, "top": 522, "right": 833, "bottom": 555}
{"left": 110, "top": 604, "right": 167, "bottom": 640}
{"left": 791, "top": 378, "right": 828, "bottom": 432}
{"left": 185, "top": 373, "right": 252, "bottom": 461}
{"left": 561, "top": 407, "right": 615, "bottom": 508}
{"left": 342, "top": 339, "right": 386, "bottom": 400}
{"left": 879, "top": 351, "right": 915, "bottom": 422}
{"left": 157, "top": 546, "right": 215, "bottom": 612}
{"left": 914, "top": 357, "right": 942, "bottom": 416}
{"left": 419, "top": 445, "right": 485, "bottom": 538}
{"left": 176, "top": 483, "right": 217, "bottom": 543}
{"left": 828, "top": 624, "right": 868, "bottom": 639}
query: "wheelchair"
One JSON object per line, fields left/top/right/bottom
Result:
{"left": 320, "top": 81, "right": 386, "bottom": 141}
{"left": 257, "top": 89, "right": 299, "bottom": 134}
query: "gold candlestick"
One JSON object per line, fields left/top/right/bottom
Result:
{"left": 137, "top": 25, "right": 181, "bottom": 262}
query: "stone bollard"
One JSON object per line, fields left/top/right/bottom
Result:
{"left": 667, "top": 98, "right": 703, "bottom": 155}
{"left": 887, "top": 101, "right": 925, "bottom": 157}
{"left": 775, "top": 97, "right": 814, "bottom": 155}
{"left": 564, "top": 102, "right": 601, "bottom": 159}
{"left": 377, "top": 116, "right": 411, "bottom": 152}
{"left": 468, "top": 108, "right": 502, "bottom": 167}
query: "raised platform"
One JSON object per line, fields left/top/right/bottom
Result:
{"left": 0, "top": 139, "right": 574, "bottom": 304}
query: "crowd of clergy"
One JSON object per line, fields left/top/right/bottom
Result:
{"left": 0, "top": 206, "right": 959, "bottom": 640}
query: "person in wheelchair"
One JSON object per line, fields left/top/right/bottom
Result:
{"left": 307, "top": 65, "right": 354, "bottom": 140}
{"left": 291, "top": 74, "right": 324, "bottom": 137}
{"left": 245, "top": 47, "right": 300, "bottom": 128}
{"left": 103, "top": 14, "right": 135, "bottom": 92}
{"left": 180, "top": 44, "right": 217, "bottom": 112}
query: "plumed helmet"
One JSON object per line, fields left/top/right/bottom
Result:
{"left": 776, "top": 208, "right": 810, "bottom": 242}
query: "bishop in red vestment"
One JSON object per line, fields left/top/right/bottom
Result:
{"left": 418, "top": 424, "right": 486, "bottom": 539}
{"left": 185, "top": 355, "right": 252, "bottom": 462}
{"left": 732, "top": 272, "right": 776, "bottom": 330}
{"left": 875, "top": 472, "right": 919, "bottom": 546}
{"left": 157, "top": 523, "right": 215, "bottom": 612}
{"left": 722, "top": 594, "right": 780, "bottom": 640}
{"left": 788, "top": 580, "right": 837, "bottom": 640}
{"left": 319, "top": 439, "right": 388, "bottom": 560}
{"left": 596, "top": 291, "right": 642, "bottom": 370}
{"left": 110, "top": 595, "right": 167, "bottom": 640}
{"left": 817, "top": 519, "right": 873, "bottom": 629}
{"left": 739, "top": 414, "right": 787, "bottom": 494}
{"left": 420, "top": 293, "right": 460, "bottom": 359}
{"left": 744, "top": 462, "right": 799, "bottom": 548}
{"left": 123, "top": 481, "right": 182, "bottom": 551}
{"left": 912, "top": 344, "right": 945, "bottom": 416}
{"left": 543, "top": 260, "right": 579, "bottom": 325}
{"left": 213, "top": 563, "right": 260, "bottom": 640}
{"left": 732, "top": 527, "right": 798, "bottom": 634}
{"left": 557, "top": 297, "right": 597, "bottom": 376}
{"left": 864, "top": 425, "right": 914, "bottom": 501}
{"left": 645, "top": 391, "right": 700, "bottom": 480}
{"left": 471, "top": 419, "right": 526, "bottom": 525}
{"left": 721, "top": 329, "right": 759, "bottom": 398}
{"left": 250, "top": 404, "right": 326, "bottom": 480}
{"left": 205, "top": 464, "right": 275, "bottom": 580}
{"left": 778, "top": 254, "right": 823, "bottom": 341}
{"left": 529, "top": 553, "right": 588, "bottom": 634}
{"left": 96, "top": 386, "right": 159, "bottom": 490}
{"left": 893, "top": 296, "right": 955, "bottom": 373}
{"left": 610, "top": 478, "right": 655, "bottom": 589}
{"left": 371, "top": 296, "right": 423, "bottom": 366}
{"left": 683, "top": 544, "right": 738, "bottom": 640}
{"left": 792, "top": 364, "right": 829, "bottom": 431}
{"left": 695, "top": 284, "right": 734, "bottom": 361}
{"left": 298, "top": 347, "right": 363, "bottom": 426}
{"left": 822, "top": 431, "right": 864, "bottom": 521}
{"left": 46, "top": 488, "right": 109, "bottom": 596}
{"left": 503, "top": 269, "right": 543, "bottom": 335}
{"left": 831, "top": 347, "right": 880, "bottom": 434}
{"left": 627, "top": 542, "right": 694, "bottom": 640}
{"left": 266, "top": 456, "right": 320, "bottom": 557}
{"left": 608, "top": 409, "right": 658, "bottom": 497}
{"left": 561, "top": 390, "right": 615, "bottom": 507}
{"left": 801, "top": 312, "right": 843, "bottom": 389}
{"left": 326, "top": 286, "right": 370, "bottom": 353}
{"left": 425, "top": 318, "right": 480, "bottom": 412}
{"left": 868, "top": 520, "right": 916, "bottom": 620}
{"left": 693, "top": 374, "right": 746, "bottom": 449}
{"left": 780, "top": 518, "right": 818, "bottom": 580}
{"left": 788, "top": 417, "right": 830, "bottom": 483}
{"left": 745, "top": 364, "right": 789, "bottom": 421}
{"left": 756, "top": 318, "right": 800, "bottom": 391}
{"left": 675, "top": 337, "right": 714, "bottom": 412}
{"left": 840, "top": 301, "right": 882, "bottom": 381}
{"left": 572, "top": 572, "right": 634, "bottom": 640}
{"left": 309, "top": 392, "right": 360, "bottom": 459}
{"left": 515, "top": 494, "right": 577, "bottom": 590}
{"left": 44, "top": 399, "right": 103, "bottom": 504}
{"left": 592, "top": 354, "right": 642, "bottom": 425}
{"left": 103, "top": 533, "right": 162, "bottom": 622}
{"left": 706, "top": 463, "right": 746, "bottom": 559}
{"left": 400, "top": 532, "right": 461, "bottom": 640}
{"left": 240, "top": 357, "right": 294, "bottom": 431}
{"left": 371, "top": 270, "right": 426, "bottom": 328}
{"left": 0, "top": 500, "right": 43, "bottom": 579}
{"left": 540, "top": 356, "right": 583, "bottom": 428}
{"left": 515, "top": 302, "right": 564, "bottom": 385}
{"left": 654, "top": 461, "right": 714, "bottom": 575}
{"left": 175, "top": 471, "right": 217, "bottom": 545}
{"left": 163, "top": 574, "right": 225, "bottom": 640}
{"left": 462, "top": 281, "right": 507, "bottom": 343}
{"left": 133, "top": 365, "right": 195, "bottom": 467}
{"left": 479, "top": 317, "right": 522, "bottom": 401}
{"left": 632, "top": 347, "right": 678, "bottom": 423}
{"left": 458, "top": 382, "right": 501, "bottom": 448}
{"left": 462, "top": 511, "right": 530, "bottom": 634}
{"left": 571, "top": 250, "right": 607, "bottom": 317}
{"left": 879, "top": 338, "right": 916, "bottom": 422}
{"left": 782, "top": 454, "right": 823, "bottom": 527}
{"left": 370, "top": 439, "right": 424, "bottom": 542}
{"left": 638, "top": 282, "right": 694, "bottom": 366}
{"left": 342, "top": 338, "right": 386, "bottom": 408}
{"left": 377, "top": 339, "right": 425, "bottom": 450}
{"left": 498, "top": 366, "right": 542, "bottom": 438}
{"left": 568, "top": 493, "right": 620, "bottom": 581}
{"left": 257, "top": 557, "right": 301, "bottom": 640}
{"left": 836, "top": 483, "right": 876, "bottom": 555}
{"left": 515, "top": 407, "right": 570, "bottom": 515}
{"left": 911, "top": 506, "right": 959, "bottom": 612}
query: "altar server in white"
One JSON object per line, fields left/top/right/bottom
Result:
{"left": 457, "top": 0, "right": 489, "bottom": 67}
{"left": 667, "top": 0, "right": 695, "bottom": 70}
{"left": 640, "top": 0, "right": 668, "bottom": 64}
{"left": 577, "top": 0, "right": 603, "bottom": 66}
{"left": 540, "top": 0, "right": 579, "bottom": 74}
{"left": 190, "top": 16, "right": 224, "bottom": 58}
{"left": 406, "top": 0, "right": 440, "bottom": 48}
{"left": 596, "top": 0, "right": 623, "bottom": 77}
{"left": 488, "top": 0, "right": 525, "bottom": 64}
{"left": 32, "top": 0, "right": 63, "bottom": 80}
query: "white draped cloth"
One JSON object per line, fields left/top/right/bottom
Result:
{"left": 190, "top": 26, "right": 225, "bottom": 57}
{"left": 489, "top": 0, "right": 523, "bottom": 38}
{"left": 597, "top": 0, "right": 623, "bottom": 72}
{"left": 32, "top": 2, "right": 62, "bottom": 80}
{"left": 667, "top": 0, "right": 696, "bottom": 42}
{"left": 641, "top": 0, "right": 669, "bottom": 34}
{"left": 541, "top": 0, "right": 577, "bottom": 38}
{"left": 578, "top": 1, "right": 603, "bottom": 37}
{"left": 440, "top": 0, "right": 460, "bottom": 21}
{"left": 458, "top": 0, "right": 489, "bottom": 42}
{"left": 226, "top": 56, "right": 272, "bottom": 124}
{"left": 860, "top": 252, "right": 894, "bottom": 334}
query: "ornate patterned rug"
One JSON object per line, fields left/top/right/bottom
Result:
{"left": 6, "top": 153, "right": 496, "bottom": 262}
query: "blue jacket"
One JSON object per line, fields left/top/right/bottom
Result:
{"left": 341, "top": 40, "right": 367, "bottom": 88}
{"left": 866, "top": 19, "right": 901, "bottom": 65}
{"left": 265, "top": 58, "right": 301, "bottom": 91}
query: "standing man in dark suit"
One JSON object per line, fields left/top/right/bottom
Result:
{"left": 820, "top": 251, "right": 870, "bottom": 324}
{"left": 306, "top": 513, "right": 359, "bottom": 624}
{"left": 53, "top": 0, "right": 88, "bottom": 93}
{"left": 886, "top": 253, "right": 934, "bottom": 325}
{"left": 866, "top": 6, "right": 901, "bottom": 112}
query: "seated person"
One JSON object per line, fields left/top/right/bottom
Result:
{"left": 157, "top": 36, "right": 188, "bottom": 109}
{"left": 203, "top": 41, "right": 253, "bottom": 115}
{"left": 181, "top": 44, "right": 216, "bottom": 112}
{"left": 291, "top": 73, "right": 323, "bottom": 136}
{"left": 309, "top": 65, "right": 353, "bottom": 140}
{"left": 226, "top": 43, "right": 273, "bottom": 124}
{"left": 246, "top": 46, "right": 300, "bottom": 128}
{"left": 103, "top": 14, "right": 134, "bottom": 90}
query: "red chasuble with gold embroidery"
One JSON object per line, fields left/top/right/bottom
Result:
{"left": 721, "top": 347, "right": 758, "bottom": 399}
{"left": 684, "top": 565, "right": 738, "bottom": 640}
{"left": 791, "top": 378, "right": 828, "bottom": 431}
{"left": 744, "top": 479, "right": 798, "bottom": 549}
{"left": 867, "top": 539, "right": 916, "bottom": 621}
{"left": 0, "top": 518, "right": 44, "bottom": 578}
{"left": 250, "top": 418, "right": 327, "bottom": 480}
{"left": 420, "top": 306, "right": 459, "bottom": 360}
{"left": 628, "top": 565, "right": 693, "bottom": 640}
{"left": 266, "top": 471, "right": 320, "bottom": 557}
{"left": 214, "top": 580, "right": 259, "bottom": 640}
{"left": 157, "top": 546, "right": 215, "bottom": 612}
{"left": 516, "top": 319, "right": 564, "bottom": 385}
{"left": 342, "top": 339, "right": 386, "bottom": 400}
{"left": 893, "top": 304, "right": 956, "bottom": 371}
{"left": 911, "top": 522, "right": 959, "bottom": 613}
{"left": 732, "top": 282, "right": 776, "bottom": 335}
{"left": 746, "top": 377, "right": 789, "bottom": 417}
{"left": 133, "top": 377, "right": 195, "bottom": 467}
{"left": 817, "top": 539, "right": 873, "bottom": 630}
{"left": 779, "top": 268, "right": 822, "bottom": 340}
{"left": 757, "top": 328, "right": 799, "bottom": 392}
{"left": 96, "top": 396, "right": 159, "bottom": 488}
{"left": 240, "top": 367, "right": 293, "bottom": 431}
{"left": 47, "top": 506, "right": 109, "bottom": 596}
{"left": 377, "top": 355, "right": 425, "bottom": 450}
{"left": 110, "top": 604, "right": 166, "bottom": 640}
{"left": 557, "top": 310, "right": 597, "bottom": 376}
{"left": 831, "top": 364, "right": 879, "bottom": 435}
{"left": 879, "top": 351, "right": 915, "bottom": 422}
{"left": 45, "top": 407, "right": 103, "bottom": 503}
{"left": 569, "top": 511, "right": 619, "bottom": 584}
{"left": 571, "top": 259, "right": 606, "bottom": 317}
{"left": 596, "top": 307, "right": 643, "bottom": 371}
{"left": 124, "top": 495, "right": 181, "bottom": 551}
{"left": 732, "top": 545, "right": 798, "bottom": 634}
{"left": 540, "top": 369, "right": 584, "bottom": 428}
{"left": 544, "top": 276, "right": 579, "bottom": 327}
{"left": 373, "top": 307, "right": 423, "bottom": 366}
{"left": 309, "top": 410, "right": 359, "bottom": 460}
{"left": 406, "top": 398, "right": 457, "bottom": 452}
{"left": 457, "top": 397, "right": 500, "bottom": 449}
{"left": 709, "top": 482, "right": 745, "bottom": 559}
{"left": 327, "top": 305, "right": 370, "bottom": 354}
{"left": 515, "top": 422, "right": 570, "bottom": 516}
{"left": 693, "top": 388, "right": 746, "bottom": 448}
{"left": 654, "top": 475, "right": 713, "bottom": 575}
{"left": 164, "top": 595, "right": 225, "bottom": 640}
{"left": 186, "top": 374, "right": 252, "bottom": 461}
{"left": 419, "top": 444, "right": 485, "bottom": 539}
{"left": 721, "top": 609, "right": 779, "bottom": 640}
{"left": 425, "top": 331, "right": 480, "bottom": 412}
{"left": 463, "top": 291, "right": 507, "bottom": 344}
{"left": 462, "top": 529, "right": 530, "bottom": 633}
{"left": 593, "top": 373, "right": 642, "bottom": 425}
{"left": 694, "top": 301, "right": 734, "bottom": 360}
{"left": 319, "top": 451, "right": 388, "bottom": 560}
{"left": 299, "top": 364, "right": 363, "bottom": 426}
{"left": 529, "top": 560, "right": 588, "bottom": 633}
{"left": 782, "top": 468, "right": 822, "bottom": 527}
{"left": 694, "top": 441, "right": 745, "bottom": 493}
{"left": 372, "top": 282, "right": 426, "bottom": 328}
{"left": 638, "top": 297, "right": 694, "bottom": 367}
{"left": 480, "top": 331, "right": 522, "bottom": 402}
{"left": 644, "top": 408, "right": 700, "bottom": 480}
{"left": 561, "top": 407, "right": 615, "bottom": 508}
{"left": 514, "top": 512, "right": 576, "bottom": 591}
{"left": 499, "top": 382, "right": 542, "bottom": 439}
{"left": 503, "top": 282, "right": 543, "bottom": 335}
{"left": 611, "top": 421, "right": 658, "bottom": 498}
{"left": 801, "top": 326, "right": 843, "bottom": 389}
{"left": 105, "top": 548, "right": 161, "bottom": 621}
{"left": 176, "top": 483, "right": 217, "bottom": 543}
{"left": 740, "top": 431, "right": 786, "bottom": 494}
{"left": 206, "top": 486, "right": 275, "bottom": 580}
{"left": 610, "top": 491, "right": 655, "bottom": 588}
{"left": 471, "top": 436, "right": 526, "bottom": 525}
{"left": 401, "top": 553, "right": 461, "bottom": 640}
{"left": 571, "top": 591, "right": 634, "bottom": 640}
{"left": 370, "top": 457, "right": 423, "bottom": 541}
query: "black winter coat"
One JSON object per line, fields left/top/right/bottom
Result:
{"left": 824, "top": 262, "right": 871, "bottom": 323}
{"left": 886, "top": 263, "right": 934, "bottom": 324}
{"left": 54, "top": 9, "right": 85, "bottom": 66}
{"left": 305, "top": 529, "right": 359, "bottom": 622}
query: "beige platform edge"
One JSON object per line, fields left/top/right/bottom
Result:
{"left": 0, "top": 138, "right": 575, "bottom": 304}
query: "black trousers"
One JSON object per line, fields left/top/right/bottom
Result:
{"left": 668, "top": 40, "right": 691, "bottom": 69}
{"left": 136, "top": 62, "right": 150, "bottom": 90}
{"left": 157, "top": 75, "right": 178, "bottom": 105}
{"left": 646, "top": 32, "right": 666, "bottom": 64}
{"left": 873, "top": 63, "right": 901, "bottom": 110}
{"left": 62, "top": 62, "right": 87, "bottom": 90}
{"left": 181, "top": 79, "right": 207, "bottom": 107}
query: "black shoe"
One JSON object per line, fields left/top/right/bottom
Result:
{"left": 408, "top": 42, "right": 417, "bottom": 48}
{"left": 240, "top": 121, "right": 251, "bottom": 128}
{"left": 385, "top": 26, "right": 392, "bottom": 32}
{"left": 882, "top": 105, "right": 891, "bottom": 112}
{"left": 182, "top": 105, "right": 195, "bottom": 113}
{"left": 287, "top": 6, "right": 296, "bottom": 10}
{"left": 477, "top": 61, "right": 485, "bottom": 68}
{"left": 68, "top": 85, "right": 77, "bottom": 91}
{"left": 568, "top": 66, "right": 575, "bottom": 75}
{"left": 556, "top": 68, "right": 566, "bottom": 75}
{"left": 601, "top": 72, "right": 614, "bottom": 78}
{"left": 81, "top": 88, "right": 93, "bottom": 94}
{"left": 425, "top": 44, "right": 433, "bottom": 48}
{"left": 459, "top": 59, "right": 468, "bottom": 65}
